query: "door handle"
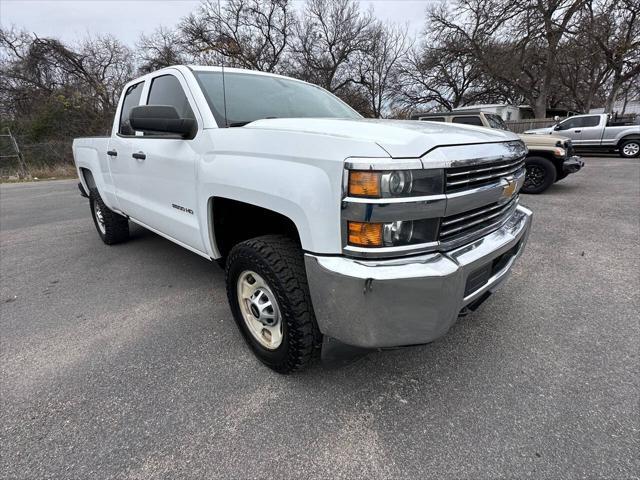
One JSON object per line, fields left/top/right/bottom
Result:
{"left": 574, "top": 130, "right": 581, "bottom": 133}
{"left": 107, "top": 150, "right": 117, "bottom": 157}
{"left": 132, "top": 152, "right": 146, "bottom": 160}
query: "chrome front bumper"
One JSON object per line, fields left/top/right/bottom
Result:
{"left": 305, "top": 205, "right": 533, "bottom": 348}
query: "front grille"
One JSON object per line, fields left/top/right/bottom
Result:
{"left": 439, "top": 195, "right": 519, "bottom": 241}
{"left": 445, "top": 157, "right": 525, "bottom": 193}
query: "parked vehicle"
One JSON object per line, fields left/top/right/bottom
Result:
{"left": 73, "top": 66, "right": 533, "bottom": 373}
{"left": 412, "top": 110, "right": 584, "bottom": 194}
{"left": 524, "top": 113, "right": 640, "bottom": 158}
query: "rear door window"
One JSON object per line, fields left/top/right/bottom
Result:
{"left": 119, "top": 82, "right": 144, "bottom": 135}
{"left": 582, "top": 116, "right": 600, "bottom": 127}
{"left": 420, "top": 117, "right": 445, "bottom": 122}
{"left": 452, "top": 116, "right": 483, "bottom": 126}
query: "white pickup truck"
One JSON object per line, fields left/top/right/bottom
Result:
{"left": 73, "top": 66, "right": 533, "bottom": 373}
{"left": 525, "top": 113, "right": 640, "bottom": 158}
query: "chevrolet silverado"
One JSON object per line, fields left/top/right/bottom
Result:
{"left": 73, "top": 66, "right": 533, "bottom": 373}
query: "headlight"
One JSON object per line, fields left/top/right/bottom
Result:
{"left": 553, "top": 147, "right": 566, "bottom": 157}
{"left": 348, "top": 169, "right": 443, "bottom": 198}
{"left": 347, "top": 218, "right": 439, "bottom": 247}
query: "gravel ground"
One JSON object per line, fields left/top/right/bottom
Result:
{"left": 1, "top": 156, "right": 638, "bottom": 479}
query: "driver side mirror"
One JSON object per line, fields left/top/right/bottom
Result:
{"left": 553, "top": 124, "right": 562, "bottom": 130}
{"left": 130, "top": 105, "right": 196, "bottom": 138}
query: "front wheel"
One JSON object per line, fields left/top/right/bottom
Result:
{"left": 89, "top": 188, "right": 129, "bottom": 244}
{"left": 619, "top": 140, "right": 640, "bottom": 158}
{"left": 522, "top": 156, "right": 557, "bottom": 194}
{"left": 225, "top": 235, "right": 321, "bottom": 373}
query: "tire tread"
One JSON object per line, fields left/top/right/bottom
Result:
{"left": 89, "top": 188, "right": 129, "bottom": 244}
{"left": 225, "top": 235, "right": 321, "bottom": 373}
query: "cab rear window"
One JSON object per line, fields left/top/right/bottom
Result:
{"left": 452, "top": 116, "right": 483, "bottom": 126}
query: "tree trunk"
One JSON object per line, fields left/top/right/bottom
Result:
{"left": 604, "top": 81, "right": 621, "bottom": 113}
{"left": 534, "top": 93, "right": 547, "bottom": 119}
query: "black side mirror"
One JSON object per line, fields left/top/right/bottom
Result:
{"left": 130, "top": 105, "right": 196, "bottom": 138}
{"left": 554, "top": 123, "right": 562, "bottom": 130}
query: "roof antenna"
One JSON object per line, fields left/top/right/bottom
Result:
{"left": 217, "top": 0, "right": 229, "bottom": 127}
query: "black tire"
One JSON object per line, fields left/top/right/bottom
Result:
{"left": 522, "top": 156, "right": 556, "bottom": 194}
{"left": 619, "top": 139, "right": 640, "bottom": 158}
{"left": 89, "top": 187, "right": 129, "bottom": 244}
{"left": 225, "top": 235, "right": 321, "bottom": 373}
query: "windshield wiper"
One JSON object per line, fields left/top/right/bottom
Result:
{"left": 228, "top": 117, "right": 279, "bottom": 128}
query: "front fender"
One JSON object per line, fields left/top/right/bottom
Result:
{"left": 198, "top": 154, "right": 344, "bottom": 256}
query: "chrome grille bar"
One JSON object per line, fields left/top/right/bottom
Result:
{"left": 447, "top": 164, "right": 525, "bottom": 186}
{"left": 445, "top": 157, "right": 525, "bottom": 192}
{"left": 440, "top": 196, "right": 518, "bottom": 239}
{"left": 446, "top": 158, "right": 524, "bottom": 177}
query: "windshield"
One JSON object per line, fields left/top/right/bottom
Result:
{"left": 486, "top": 114, "right": 509, "bottom": 131}
{"left": 194, "top": 71, "right": 361, "bottom": 127}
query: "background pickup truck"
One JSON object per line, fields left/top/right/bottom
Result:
{"left": 411, "top": 110, "right": 584, "bottom": 194}
{"left": 73, "top": 65, "right": 532, "bottom": 373}
{"left": 525, "top": 113, "right": 640, "bottom": 158}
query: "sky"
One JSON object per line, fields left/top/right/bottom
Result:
{"left": 0, "top": 0, "right": 433, "bottom": 46}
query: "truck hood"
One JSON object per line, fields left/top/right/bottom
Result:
{"left": 523, "top": 126, "right": 555, "bottom": 135}
{"left": 246, "top": 118, "right": 520, "bottom": 158}
{"left": 518, "top": 132, "right": 569, "bottom": 146}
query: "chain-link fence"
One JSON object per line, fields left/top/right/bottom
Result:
{"left": 0, "top": 130, "right": 75, "bottom": 179}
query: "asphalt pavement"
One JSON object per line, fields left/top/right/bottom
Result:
{"left": 1, "top": 157, "right": 638, "bottom": 479}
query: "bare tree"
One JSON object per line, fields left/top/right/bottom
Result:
{"left": 430, "top": 0, "right": 587, "bottom": 118}
{"left": 292, "top": 0, "right": 375, "bottom": 93}
{"left": 1, "top": 28, "right": 133, "bottom": 136}
{"left": 180, "top": 0, "right": 294, "bottom": 72}
{"left": 355, "top": 22, "right": 411, "bottom": 118}
{"left": 586, "top": 0, "right": 640, "bottom": 112}
{"left": 137, "top": 27, "right": 187, "bottom": 74}
{"left": 556, "top": 10, "right": 611, "bottom": 113}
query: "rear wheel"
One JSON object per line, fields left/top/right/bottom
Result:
{"left": 619, "top": 140, "right": 640, "bottom": 158}
{"left": 522, "top": 156, "right": 556, "bottom": 194}
{"left": 225, "top": 235, "right": 321, "bottom": 373}
{"left": 89, "top": 188, "right": 129, "bottom": 244}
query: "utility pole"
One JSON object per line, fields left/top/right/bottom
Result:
{"left": 0, "top": 128, "right": 29, "bottom": 179}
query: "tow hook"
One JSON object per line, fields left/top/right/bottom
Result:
{"left": 363, "top": 278, "right": 373, "bottom": 294}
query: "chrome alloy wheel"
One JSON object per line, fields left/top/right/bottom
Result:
{"left": 94, "top": 202, "right": 106, "bottom": 234}
{"left": 622, "top": 142, "right": 639, "bottom": 157}
{"left": 236, "top": 270, "right": 283, "bottom": 350}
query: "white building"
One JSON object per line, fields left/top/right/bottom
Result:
{"left": 589, "top": 100, "right": 640, "bottom": 115}
{"left": 449, "top": 104, "right": 522, "bottom": 121}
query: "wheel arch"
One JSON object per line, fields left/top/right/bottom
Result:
{"left": 618, "top": 134, "right": 640, "bottom": 146}
{"left": 79, "top": 167, "right": 96, "bottom": 192}
{"left": 526, "top": 151, "right": 563, "bottom": 176}
{"left": 208, "top": 197, "right": 303, "bottom": 261}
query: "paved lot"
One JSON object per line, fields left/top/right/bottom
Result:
{"left": 1, "top": 157, "right": 638, "bottom": 479}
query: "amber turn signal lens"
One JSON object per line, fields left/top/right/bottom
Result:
{"left": 348, "top": 171, "right": 380, "bottom": 197}
{"left": 348, "top": 221, "right": 383, "bottom": 247}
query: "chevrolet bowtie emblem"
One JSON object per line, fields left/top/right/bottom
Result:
{"left": 501, "top": 176, "right": 517, "bottom": 198}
